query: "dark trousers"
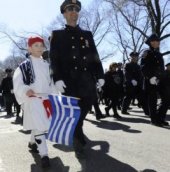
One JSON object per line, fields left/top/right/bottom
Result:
{"left": 4, "top": 94, "right": 13, "bottom": 115}
{"left": 122, "top": 86, "right": 136, "bottom": 112}
{"left": 145, "top": 88, "right": 161, "bottom": 123}
{"left": 157, "top": 96, "right": 170, "bottom": 122}
{"left": 13, "top": 96, "right": 21, "bottom": 116}
{"left": 122, "top": 86, "right": 148, "bottom": 115}
{"left": 74, "top": 97, "right": 92, "bottom": 148}
{"left": 106, "top": 98, "right": 119, "bottom": 115}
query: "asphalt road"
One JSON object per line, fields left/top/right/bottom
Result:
{"left": 0, "top": 105, "right": 170, "bottom": 172}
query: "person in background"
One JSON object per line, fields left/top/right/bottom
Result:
{"left": 116, "top": 62, "right": 124, "bottom": 110}
{"left": 157, "top": 61, "right": 170, "bottom": 126}
{"left": 103, "top": 62, "right": 122, "bottom": 119}
{"left": 140, "top": 33, "right": 164, "bottom": 126}
{"left": 1, "top": 68, "right": 14, "bottom": 117}
{"left": 121, "top": 52, "right": 143, "bottom": 115}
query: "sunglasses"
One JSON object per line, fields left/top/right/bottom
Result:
{"left": 65, "top": 6, "right": 80, "bottom": 13}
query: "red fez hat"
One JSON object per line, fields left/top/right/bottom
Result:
{"left": 28, "top": 36, "right": 44, "bottom": 47}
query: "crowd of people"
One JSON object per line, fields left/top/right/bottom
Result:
{"left": 0, "top": 0, "right": 170, "bottom": 169}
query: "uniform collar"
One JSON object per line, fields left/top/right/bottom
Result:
{"left": 65, "top": 24, "right": 81, "bottom": 32}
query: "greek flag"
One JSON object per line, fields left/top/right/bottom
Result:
{"left": 47, "top": 94, "right": 81, "bottom": 146}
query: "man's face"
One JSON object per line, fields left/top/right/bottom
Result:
{"left": 28, "top": 42, "right": 45, "bottom": 57}
{"left": 150, "top": 40, "right": 160, "bottom": 49}
{"left": 64, "top": 5, "right": 80, "bottom": 24}
{"left": 131, "top": 56, "right": 138, "bottom": 63}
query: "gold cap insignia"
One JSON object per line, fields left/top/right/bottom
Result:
{"left": 72, "top": 0, "right": 77, "bottom": 3}
{"left": 85, "top": 40, "right": 89, "bottom": 48}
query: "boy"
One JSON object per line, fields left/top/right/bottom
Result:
{"left": 13, "top": 36, "right": 53, "bottom": 168}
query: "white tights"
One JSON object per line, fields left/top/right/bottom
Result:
{"left": 30, "top": 130, "right": 48, "bottom": 157}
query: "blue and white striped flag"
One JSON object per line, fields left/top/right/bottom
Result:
{"left": 47, "top": 94, "right": 81, "bottom": 146}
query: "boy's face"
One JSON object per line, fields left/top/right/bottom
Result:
{"left": 28, "top": 42, "right": 45, "bottom": 57}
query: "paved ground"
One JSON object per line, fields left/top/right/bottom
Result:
{"left": 0, "top": 105, "right": 170, "bottom": 172}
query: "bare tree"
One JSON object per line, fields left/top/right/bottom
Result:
{"left": 104, "top": 0, "right": 170, "bottom": 56}
{"left": 45, "top": 0, "right": 113, "bottom": 60}
{"left": 105, "top": 1, "right": 150, "bottom": 62}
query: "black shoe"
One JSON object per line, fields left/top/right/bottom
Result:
{"left": 105, "top": 107, "right": 110, "bottom": 116}
{"left": 96, "top": 114, "right": 105, "bottom": 120}
{"left": 161, "top": 121, "right": 169, "bottom": 126}
{"left": 75, "top": 149, "right": 86, "bottom": 159}
{"left": 113, "top": 113, "right": 122, "bottom": 119}
{"left": 28, "top": 142, "right": 39, "bottom": 153}
{"left": 117, "top": 106, "right": 121, "bottom": 110}
{"left": 151, "top": 121, "right": 163, "bottom": 127}
{"left": 121, "top": 111, "right": 130, "bottom": 115}
{"left": 41, "top": 156, "right": 50, "bottom": 168}
{"left": 15, "top": 116, "right": 22, "bottom": 123}
{"left": 89, "top": 110, "right": 94, "bottom": 114}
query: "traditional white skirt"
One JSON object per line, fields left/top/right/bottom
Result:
{"left": 22, "top": 97, "right": 51, "bottom": 131}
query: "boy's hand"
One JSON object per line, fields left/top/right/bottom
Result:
{"left": 26, "top": 89, "right": 35, "bottom": 97}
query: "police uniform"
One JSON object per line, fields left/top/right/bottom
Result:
{"left": 157, "top": 63, "right": 170, "bottom": 126}
{"left": 50, "top": 0, "right": 104, "bottom": 158}
{"left": 140, "top": 34, "right": 164, "bottom": 125}
{"left": 121, "top": 52, "right": 144, "bottom": 114}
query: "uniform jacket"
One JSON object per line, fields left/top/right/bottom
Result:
{"left": 140, "top": 48, "right": 164, "bottom": 90}
{"left": 1, "top": 76, "right": 13, "bottom": 95}
{"left": 50, "top": 25, "right": 104, "bottom": 98}
{"left": 159, "top": 70, "right": 170, "bottom": 98}
{"left": 124, "top": 62, "right": 142, "bottom": 87}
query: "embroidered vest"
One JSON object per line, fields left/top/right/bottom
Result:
{"left": 19, "top": 59, "right": 35, "bottom": 85}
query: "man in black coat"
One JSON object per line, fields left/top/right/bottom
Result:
{"left": 157, "top": 62, "right": 170, "bottom": 126}
{"left": 50, "top": 0, "right": 104, "bottom": 159}
{"left": 140, "top": 33, "right": 164, "bottom": 126}
{"left": 121, "top": 52, "right": 144, "bottom": 114}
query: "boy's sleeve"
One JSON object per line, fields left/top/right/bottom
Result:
{"left": 13, "top": 67, "right": 30, "bottom": 105}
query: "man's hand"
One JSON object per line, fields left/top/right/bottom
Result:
{"left": 97, "top": 79, "right": 105, "bottom": 88}
{"left": 150, "top": 76, "right": 158, "bottom": 85}
{"left": 131, "top": 80, "right": 137, "bottom": 86}
{"left": 55, "top": 80, "right": 66, "bottom": 93}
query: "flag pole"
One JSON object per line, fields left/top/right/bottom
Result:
{"left": 35, "top": 93, "right": 81, "bottom": 100}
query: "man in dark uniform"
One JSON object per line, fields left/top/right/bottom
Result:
{"left": 117, "top": 62, "right": 124, "bottom": 110}
{"left": 49, "top": 0, "right": 104, "bottom": 159}
{"left": 121, "top": 52, "right": 143, "bottom": 114}
{"left": 157, "top": 62, "right": 170, "bottom": 126}
{"left": 1, "top": 68, "right": 14, "bottom": 117}
{"left": 140, "top": 33, "right": 164, "bottom": 126}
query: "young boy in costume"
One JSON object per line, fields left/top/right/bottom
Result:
{"left": 13, "top": 36, "right": 53, "bottom": 168}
